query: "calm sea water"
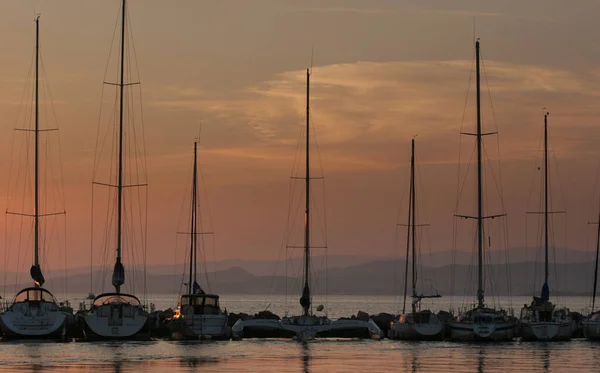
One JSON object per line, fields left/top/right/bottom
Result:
{"left": 1, "top": 294, "right": 599, "bottom": 373}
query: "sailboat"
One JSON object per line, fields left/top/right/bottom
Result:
{"left": 167, "top": 140, "right": 230, "bottom": 340}
{"left": 447, "top": 39, "right": 516, "bottom": 341}
{"left": 232, "top": 69, "right": 381, "bottom": 340}
{"left": 388, "top": 139, "right": 444, "bottom": 340}
{"left": 81, "top": 0, "right": 149, "bottom": 340}
{"left": 0, "top": 16, "right": 69, "bottom": 340}
{"left": 519, "top": 112, "right": 573, "bottom": 341}
{"left": 583, "top": 200, "right": 600, "bottom": 340}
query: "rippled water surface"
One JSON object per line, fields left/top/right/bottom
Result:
{"left": 0, "top": 295, "right": 598, "bottom": 372}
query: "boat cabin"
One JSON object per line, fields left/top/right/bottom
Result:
{"left": 13, "top": 287, "right": 58, "bottom": 304}
{"left": 176, "top": 294, "right": 221, "bottom": 316}
{"left": 92, "top": 293, "right": 141, "bottom": 307}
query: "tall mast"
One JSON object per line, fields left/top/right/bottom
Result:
{"left": 401, "top": 142, "right": 413, "bottom": 314}
{"left": 188, "top": 141, "right": 198, "bottom": 294}
{"left": 114, "top": 0, "right": 126, "bottom": 293}
{"left": 411, "top": 139, "right": 417, "bottom": 312}
{"left": 34, "top": 16, "right": 40, "bottom": 274}
{"left": 300, "top": 68, "right": 311, "bottom": 316}
{"left": 544, "top": 113, "right": 549, "bottom": 286}
{"left": 593, "top": 208, "right": 600, "bottom": 312}
{"left": 476, "top": 39, "right": 484, "bottom": 308}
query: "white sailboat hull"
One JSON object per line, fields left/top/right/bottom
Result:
{"left": 169, "top": 314, "right": 230, "bottom": 340}
{"left": 448, "top": 320, "right": 515, "bottom": 341}
{"left": 83, "top": 303, "right": 148, "bottom": 340}
{"left": 1, "top": 302, "right": 67, "bottom": 339}
{"left": 520, "top": 321, "right": 572, "bottom": 341}
{"left": 232, "top": 316, "right": 381, "bottom": 340}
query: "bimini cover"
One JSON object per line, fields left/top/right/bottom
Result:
{"left": 30, "top": 264, "right": 45, "bottom": 287}
{"left": 112, "top": 259, "right": 125, "bottom": 289}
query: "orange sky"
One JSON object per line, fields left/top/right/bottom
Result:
{"left": 0, "top": 0, "right": 600, "bottom": 276}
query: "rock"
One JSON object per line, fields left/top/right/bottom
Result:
{"left": 356, "top": 310, "right": 369, "bottom": 322}
{"left": 370, "top": 312, "right": 395, "bottom": 336}
{"left": 256, "top": 310, "right": 280, "bottom": 320}
{"left": 228, "top": 313, "right": 241, "bottom": 327}
{"left": 437, "top": 310, "right": 453, "bottom": 323}
{"left": 571, "top": 311, "right": 584, "bottom": 338}
{"left": 228, "top": 312, "right": 254, "bottom": 327}
{"left": 153, "top": 320, "right": 172, "bottom": 339}
{"left": 153, "top": 308, "right": 174, "bottom": 322}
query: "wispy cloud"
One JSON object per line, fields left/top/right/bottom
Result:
{"left": 150, "top": 59, "right": 600, "bottom": 172}
{"left": 291, "top": 7, "right": 388, "bottom": 15}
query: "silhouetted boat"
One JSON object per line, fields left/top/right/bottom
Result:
{"left": 167, "top": 140, "right": 230, "bottom": 340}
{"left": 388, "top": 139, "right": 444, "bottom": 340}
{"left": 447, "top": 40, "right": 516, "bottom": 342}
{"left": 519, "top": 112, "right": 573, "bottom": 341}
{"left": 81, "top": 0, "right": 149, "bottom": 340}
{"left": 0, "top": 16, "right": 69, "bottom": 341}
{"left": 232, "top": 69, "right": 381, "bottom": 340}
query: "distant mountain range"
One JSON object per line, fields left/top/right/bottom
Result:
{"left": 1, "top": 247, "right": 596, "bottom": 299}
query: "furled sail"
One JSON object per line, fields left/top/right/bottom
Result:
{"left": 300, "top": 283, "right": 310, "bottom": 309}
{"left": 30, "top": 264, "right": 45, "bottom": 287}
{"left": 112, "top": 258, "right": 125, "bottom": 289}
{"left": 541, "top": 282, "right": 549, "bottom": 302}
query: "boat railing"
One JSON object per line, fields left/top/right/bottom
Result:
{"left": 0, "top": 300, "right": 11, "bottom": 312}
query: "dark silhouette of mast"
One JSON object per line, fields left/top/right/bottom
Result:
{"left": 401, "top": 139, "right": 436, "bottom": 314}
{"left": 593, "top": 209, "right": 600, "bottom": 312}
{"left": 544, "top": 113, "right": 549, "bottom": 287}
{"left": 402, "top": 140, "right": 416, "bottom": 314}
{"left": 300, "top": 69, "right": 311, "bottom": 316}
{"left": 188, "top": 141, "right": 198, "bottom": 295}
{"left": 34, "top": 15, "right": 40, "bottom": 277}
{"left": 475, "top": 39, "right": 484, "bottom": 309}
{"left": 410, "top": 140, "right": 417, "bottom": 312}
{"left": 113, "top": 0, "right": 127, "bottom": 294}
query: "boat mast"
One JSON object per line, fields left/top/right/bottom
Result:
{"left": 593, "top": 206, "right": 600, "bottom": 312}
{"left": 476, "top": 39, "right": 484, "bottom": 309}
{"left": 114, "top": 0, "right": 126, "bottom": 294}
{"left": 411, "top": 139, "right": 417, "bottom": 313}
{"left": 401, "top": 141, "right": 413, "bottom": 314}
{"left": 188, "top": 141, "right": 198, "bottom": 294}
{"left": 34, "top": 15, "right": 40, "bottom": 278}
{"left": 300, "top": 68, "right": 311, "bottom": 316}
{"left": 544, "top": 113, "right": 549, "bottom": 288}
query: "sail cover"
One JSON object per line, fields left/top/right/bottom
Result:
{"left": 30, "top": 264, "right": 45, "bottom": 287}
{"left": 192, "top": 281, "right": 205, "bottom": 294}
{"left": 112, "top": 259, "right": 125, "bottom": 289}
{"left": 300, "top": 283, "right": 310, "bottom": 309}
{"left": 541, "top": 282, "right": 549, "bottom": 302}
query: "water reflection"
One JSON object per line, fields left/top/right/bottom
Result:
{"left": 301, "top": 341, "right": 310, "bottom": 373}
{"left": 541, "top": 343, "right": 550, "bottom": 373}
{"left": 112, "top": 360, "right": 123, "bottom": 373}
{"left": 2, "top": 339, "right": 600, "bottom": 373}
{"left": 409, "top": 347, "right": 419, "bottom": 373}
{"left": 477, "top": 346, "right": 485, "bottom": 373}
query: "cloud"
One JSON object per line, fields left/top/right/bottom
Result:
{"left": 417, "top": 9, "right": 503, "bottom": 18}
{"left": 290, "top": 6, "right": 388, "bottom": 15}
{"left": 150, "top": 59, "right": 600, "bottom": 172}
